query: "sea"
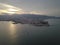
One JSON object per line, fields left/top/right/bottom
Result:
{"left": 0, "top": 19, "right": 60, "bottom": 45}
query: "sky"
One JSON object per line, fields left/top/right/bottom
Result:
{"left": 0, "top": 0, "right": 60, "bottom": 16}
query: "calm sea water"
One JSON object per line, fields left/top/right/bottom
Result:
{"left": 0, "top": 19, "right": 60, "bottom": 45}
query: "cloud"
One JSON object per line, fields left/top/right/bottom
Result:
{"left": 0, "top": 3, "right": 25, "bottom": 15}
{"left": 0, "top": 3, "right": 47, "bottom": 15}
{"left": 29, "top": 11, "right": 46, "bottom": 15}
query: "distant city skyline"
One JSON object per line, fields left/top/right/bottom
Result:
{"left": 0, "top": 0, "right": 60, "bottom": 16}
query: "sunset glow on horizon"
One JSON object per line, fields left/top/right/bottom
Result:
{"left": 0, "top": 3, "right": 25, "bottom": 15}
{"left": 0, "top": 3, "right": 45, "bottom": 15}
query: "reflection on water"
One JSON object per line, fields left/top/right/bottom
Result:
{"left": 0, "top": 19, "right": 60, "bottom": 45}
{"left": 8, "top": 22, "right": 23, "bottom": 45}
{"left": 9, "top": 22, "right": 16, "bottom": 38}
{"left": 8, "top": 22, "right": 17, "bottom": 45}
{"left": 0, "top": 21, "right": 18, "bottom": 45}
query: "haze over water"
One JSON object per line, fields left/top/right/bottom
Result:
{"left": 0, "top": 0, "right": 60, "bottom": 45}
{"left": 0, "top": 19, "right": 60, "bottom": 45}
